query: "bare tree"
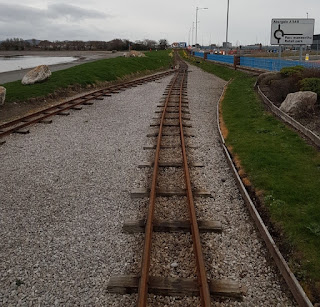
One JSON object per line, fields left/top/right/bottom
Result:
{"left": 159, "top": 39, "right": 168, "bottom": 50}
{"left": 144, "top": 39, "right": 157, "bottom": 50}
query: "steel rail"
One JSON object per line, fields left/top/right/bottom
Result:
{"left": 137, "top": 71, "right": 181, "bottom": 307}
{"left": 0, "top": 70, "right": 173, "bottom": 139}
{"left": 178, "top": 65, "right": 211, "bottom": 306}
{"left": 138, "top": 61, "right": 211, "bottom": 306}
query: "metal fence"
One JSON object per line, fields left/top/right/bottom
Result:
{"left": 193, "top": 51, "right": 320, "bottom": 71}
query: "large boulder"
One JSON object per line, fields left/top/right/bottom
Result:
{"left": 280, "top": 91, "right": 317, "bottom": 117}
{"left": 125, "top": 50, "right": 146, "bottom": 58}
{"left": 0, "top": 86, "right": 6, "bottom": 105}
{"left": 22, "top": 65, "right": 52, "bottom": 85}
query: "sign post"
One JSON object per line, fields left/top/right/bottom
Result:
{"left": 279, "top": 45, "right": 282, "bottom": 58}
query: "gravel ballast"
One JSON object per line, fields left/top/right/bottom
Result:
{"left": 0, "top": 65, "right": 297, "bottom": 306}
{"left": 0, "top": 75, "right": 170, "bottom": 306}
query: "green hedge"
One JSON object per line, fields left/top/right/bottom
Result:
{"left": 280, "top": 65, "right": 304, "bottom": 77}
{"left": 300, "top": 78, "right": 320, "bottom": 98}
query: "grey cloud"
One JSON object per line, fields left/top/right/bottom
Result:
{"left": 0, "top": 18, "right": 110, "bottom": 41}
{"left": 0, "top": 3, "right": 111, "bottom": 41}
{"left": 0, "top": 4, "right": 40, "bottom": 22}
{"left": 0, "top": 3, "right": 108, "bottom": 23}
{"left": 47, "top": 3, "right": 108, "bottom": 21}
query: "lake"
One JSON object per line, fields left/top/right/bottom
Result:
{"left": 0, "top": 56, "right": 78, "bottom": 73}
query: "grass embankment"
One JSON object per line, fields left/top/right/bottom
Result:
{"left": 1, "top": 50, "right": 173, "bottom": 103}
{"left": 181, "top": 51, "right": 320, "bottom": 300}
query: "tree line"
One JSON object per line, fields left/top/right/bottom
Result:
{"left": 0, "top": 38, "right": 169, "bottom": 51}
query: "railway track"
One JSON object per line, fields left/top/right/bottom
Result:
{"left": 0, "top": 70, "right": 174, "bottom": 144}
{"left": 107, "top": 60, "right": 244, "bottom": 305}
{"left": 0, "top": 54, "right": 308, "bottom": 305}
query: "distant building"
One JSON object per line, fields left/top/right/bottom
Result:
{"left": 311, "top": 34, "right": 320, "bottom": 50}
{"left": 171, "top": 42, "right": 187, "bottom": 48}
{"left": 222, "top": 42, "right": 232, "bottom": 49}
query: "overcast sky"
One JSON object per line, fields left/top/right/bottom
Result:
{"left": 0, "top": 0, "right": 319, "bottom": 46}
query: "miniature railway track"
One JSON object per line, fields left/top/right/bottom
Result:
{"left": 108, "top": 59, "right": 244, "bottom": 305}
{"left": 138, "top": 62, "right": 210, "bottom": 306}
{"left": 0, "top": 70, "right": 174, "bottom": 144}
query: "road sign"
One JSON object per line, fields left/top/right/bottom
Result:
{"left": 271, "top": 18, "right": 315, "bottom": 45}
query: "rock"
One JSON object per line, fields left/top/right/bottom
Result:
{"left": 170, "top": 262, "right": 178, "bottom": 268}
{"left": 21, "top": 65, "right": 52, "bottom": 85}
{"left": 280, "top": 91, "right": 317, "bottom": 117}
{"left": 125, "top": 50, "right": 146, "bottom": 58}
{"left": 0, "top": 86, "right": 6, "bottom": 105}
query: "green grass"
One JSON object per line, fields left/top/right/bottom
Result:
{"left": 181, "top": 51, "right": 320, "bottom": 298}
{"left": 180, "top": 50, "right": 241, "bottom": 81}
{"left": 2, "top": 50, "right": 173, "bottom": 103}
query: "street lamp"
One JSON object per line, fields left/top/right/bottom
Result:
{"left": 191, "top": 22, "right": 194, "bottom": 46}
{"left": 226, "top": 0, "right": 230, "bottom": 44}
{"left": 195, "top": 7, "right": 208, "bottom": 47}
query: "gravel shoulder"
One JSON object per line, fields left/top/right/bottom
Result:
{"left": 186, "top": 64, "right": 296, "bottom": 306}
{"left": 0, "top": 64, "right": 297, "bottom": 306}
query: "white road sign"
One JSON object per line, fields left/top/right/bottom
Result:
{"left": 271, "top": 18, "right": 315, "bottom": 45}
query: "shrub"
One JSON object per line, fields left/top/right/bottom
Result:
{"left": 301, "top": 68, "right": 320, "bottom": 79}
{"left": 259, "top": 72, "right": 282, "bottom": 86}
{"left": 300, "top": 78, "right": 320, "bottom": 100}
{"left": 280, "top": 65, "right": 304, "bottom": 77}
{"left": 269, "top": 77, "right": 300, "bottom": 104}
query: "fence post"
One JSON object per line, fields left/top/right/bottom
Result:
{"left": 234, "top": 55, "right": 240, "bottom": 70}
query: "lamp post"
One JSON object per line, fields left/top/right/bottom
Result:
{"left": 191, "top": 22, "right": 194, "bottom": 46}
{"left": 226, "top": 0, "right": 230, "bottom": 44}
{"left": 195, "top": 7, "right": 208, "bottom": 47}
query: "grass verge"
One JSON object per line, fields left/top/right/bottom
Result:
{"left": 181, "top": 50, "right": 320, "bottom": 301}
{"left": 1, "top": 50, "right": 173, "bottom": 103}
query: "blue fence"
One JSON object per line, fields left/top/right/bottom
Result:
{"left": 193, "top": 51, "right": 320, "bottom": 71}
{"left": 240, "top": 57, "right": 320, "bottom": 71}
{"left": 207, "top": 54, "right": 234, "bottom": 64}
{"left": 194, "top": 51, "right": 204, "bottom": 58}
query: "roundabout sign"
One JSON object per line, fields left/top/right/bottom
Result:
{"left": 271, "top": 18, "right": 314, "bottom": 45}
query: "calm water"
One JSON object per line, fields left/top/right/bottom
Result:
{"left": 0, "top": 56, "right": 78, "bottom": 73}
